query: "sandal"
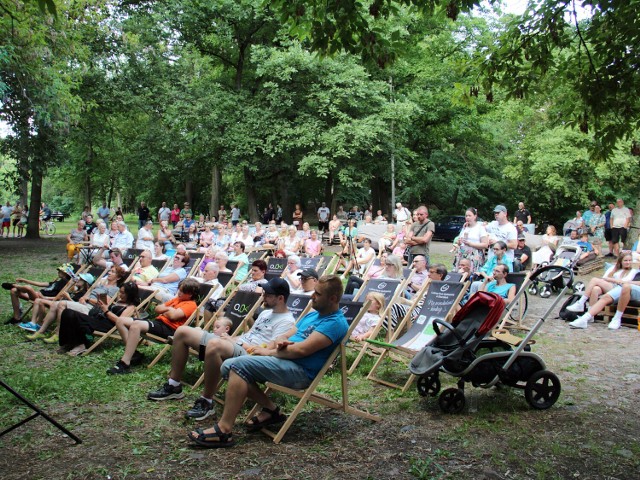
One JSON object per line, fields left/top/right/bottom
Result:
{"left": 188, "top": 424, "right": 234, "bottom": 448}
{"left": 246, "top": 405, "right": 287, "bottom": 432}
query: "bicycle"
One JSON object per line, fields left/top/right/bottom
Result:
{"left": 40, "top": 217, "right": 56, "bottom": 236}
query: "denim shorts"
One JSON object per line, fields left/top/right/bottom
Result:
{"left": 607, "top": 285, "right": 640, "bottom": 302}
{"left": 221, "top": 355, "right": 311, "bottom": 390}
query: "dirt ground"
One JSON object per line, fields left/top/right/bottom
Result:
{"left": 0, "top": 238, "right": 639, "bottom": 480}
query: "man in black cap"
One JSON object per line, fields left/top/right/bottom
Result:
{"left": 513, "top": 234, "right": 532, "bottom": 272}
{"left": 294, "top": 268, "right": 319, "bottom": 295}
{"left": 147, "top": 277, "right": 295, "bottom": 422}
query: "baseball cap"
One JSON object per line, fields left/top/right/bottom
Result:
{"left": 517, "top": 234, "right": 526, "bottom": 241}
{"left": 298, "top": 269, "right": 319, "bottom": 280}
{"left": 262, "top": 277, "right": 290, "bottom": 297}
{"left": 493, "top": 205, "right": 507, "bottom": 213}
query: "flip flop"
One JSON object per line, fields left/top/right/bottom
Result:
{"left": 188, "top": 424, "right": 234, "bottom": 448}
{"left": 246, "top": 405, "right": 287, "bottom": 432}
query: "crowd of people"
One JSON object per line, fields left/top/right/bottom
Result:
{"left": 2, "top": 195, "right": 638, "bottom": 449}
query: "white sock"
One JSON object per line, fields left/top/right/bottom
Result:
{"left": 168, "top": 378, "right": 180, "bottom": 387}
{"left": 580, "top": 312, "right": 593, "bottom": 322}
{"left": 576, "top": 295, "right": 588, "bottom": 306}
{"left": 612, "top": 311, "right": 623, "bottom": 322}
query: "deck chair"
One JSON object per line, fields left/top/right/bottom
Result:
{"left": 248, "top": 250, "right": 267, "bottom": 262}
{"left": 123, "top": 248, "right": 144, "bottom": 264}
{"left": 366, "top": 280, "right": 468, "bottom": 391}
{"left": 266, "top": 258, "right": 287, "bottom": 276}
{"left": 81, "top": 287, "right": 157, "bottom": 355}
{"left": 146, "top": 282, "right": 218, "bottom": 368}
{"left": 497, "top": 271, "right": 531, "bottom": 330}
{"left": 151, "top": 258, "right": 169, "bottom": 271}
{"left": 443, "top": 271, "right": 466, "bottom": 283}
{"left": 346, "top": 278, "right": 409, "bottom": 374}
{"left": 244, "top": 299, "right": 380, "bottom": 444}
{"left": 286, "top": 294, "right": 314, "bottom": 321}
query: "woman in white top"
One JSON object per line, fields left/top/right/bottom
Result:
{"left": 89, "top": 221, "right": 110, "bottom": 261}
{"left": 454, "top": 208, "right": 489, "bottom": 272}
{"left": 532, "top": 225, "right": 560, "bottom": 265}
{"left": 341, "top": 238, "right": 376, "bottom": 278}
{"left": 136, "top": 221, "right": 155, "bottom": 251}
{"left": 238, "top": 225, "right": 254, "bottom": 248}
{"left": 280, "top": 226, "right": 301, "bottom": 256}
{"left": 566, "top": 252, "right": 638, "bottom": 312}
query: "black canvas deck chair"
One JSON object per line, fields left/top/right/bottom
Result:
{"left": 286, "top": 294, "right": 313, "bottom": 321}
{"left": 265, "top": 258, "right": 287, "bottom": 281}
{"left": 366, "top": 280, "right": 467, "bottom": 391}
{"left": 244, "top": 300, "right": 380, "bottom": 444}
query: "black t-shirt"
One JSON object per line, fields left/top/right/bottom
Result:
{"left": 84, "top": 222, "right": 97, "bottom": 235}
{"left": 138, "top": 207, "right": 150, "bottom": 221}
{"left": 514, "top": 209, "right": 531, "bottom": 223}
{"left": 514, "top": 245, "right": 532, "bottom": 268}
{"left": 41, "top": 278, "right": 67, "bottom": 297}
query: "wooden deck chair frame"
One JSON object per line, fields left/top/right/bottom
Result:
{"left": 81, "top": 287, "right": 157, "bottom": 356}
{"left": 366, "top": 280, "right": 468, "bottom": 392}
{"left": 346, "top": 276, "right": 413, "bottom": 374}
{"left": 245, "top": 300, "right": 380, "bottom": 444}
{"left": 497, "top": 271, "right": 532, "bottom": 330}
{"left": 145, "top": 282, "right": 217, "bottom": 368}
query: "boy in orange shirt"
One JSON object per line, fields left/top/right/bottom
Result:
{"left": 107, "top": 278, "right": 200, "bottom": 374}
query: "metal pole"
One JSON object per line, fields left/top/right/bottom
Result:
{"left": 389, "top": 76, "right": 395, "bottom": 215}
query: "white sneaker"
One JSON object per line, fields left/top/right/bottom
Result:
{"left": 566, "top": 302, "right": 585, "bottom": 313}
{"left": 607, "top": 318, "right": 622, "bottom": 330}
{"left": 568, "top": 316, "right": 589, "bottom": 329}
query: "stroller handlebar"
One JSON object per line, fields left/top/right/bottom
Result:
{"left": 530, "top": 264, "right": 574, "bottom": 288}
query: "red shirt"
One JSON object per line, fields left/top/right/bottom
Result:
{"left": 157, "top": 298, "right": 197, "bottom": 331}
{"left": 170, "top": 208, "right": 181, "bottom": 223}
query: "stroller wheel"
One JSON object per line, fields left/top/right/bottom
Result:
{"left": 524, "top": 370, "right": 561, "bottom": 410}
{"left": 417, "top": 373, "right": 441, "bottom": 397}
{"left": 438, "top": 388, "right": 465, "bottom": 414}
{"left": 573, "top": 281, "right": 585, "bottom": 294}
{"left": 527, "top": 284, "right": 538, "bottom": 296}
{"left": 539, "top": 286, "right": 552, "bottom": 298}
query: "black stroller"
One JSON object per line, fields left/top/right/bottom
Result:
{"left": 410, "top": 265, "right": 573, "bottom": 413}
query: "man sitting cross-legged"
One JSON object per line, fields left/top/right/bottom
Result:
{"left": 107, "top": 277, "right": 200, "bottom": 374}
{"left": 147, "top": 277, "right": 295, "bottom": 422}
{"left": 186, "top": 274, "right": 348, "bottom": 448}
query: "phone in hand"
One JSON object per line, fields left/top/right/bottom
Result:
{"left": 97, "top": 293, "right": 108, "bottom": 304}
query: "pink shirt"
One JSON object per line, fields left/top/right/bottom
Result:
{"left": 304, "top": 238, "right": 322, "bottom": 257}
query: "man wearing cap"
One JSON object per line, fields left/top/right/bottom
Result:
{"left": 485, "top": 205, "right": 518, "bottom": 261}
{"left": 393, "top": 202, "right": 411, "bottom": 226}
{"left": 513, "top": 234, "right": 532, "bottom": 272}
{"left": 147, "top": 277, "right": 295, "bottom": 422}
{"left": 317, "top": 202, "right": 330, "bottom": 233}
{"left": 294, "top": 269, "right": 319, "bottom": 295}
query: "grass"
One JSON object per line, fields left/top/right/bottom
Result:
{"left": 1, "top": 239, "right": 640, "bottom": 479}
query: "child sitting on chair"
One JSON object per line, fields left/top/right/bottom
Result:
{"left": 350, "top": 292, "right": 385, "bottom": 342}
{"left": 212, "top": 317, "right": 233, "bottom": 337}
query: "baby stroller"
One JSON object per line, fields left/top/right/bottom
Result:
{"left": 528, "top": 244, "right": 581, "bottom": 298}
{"left": 410, "top": 265, "right": 573, "bottom": 413}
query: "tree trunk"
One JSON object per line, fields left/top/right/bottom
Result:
{"left": 244, "top": 168, "right": 258, "bottom": 222}
{"left": 209, "top": 164, "right": 221, "bottom": 219}
{"left": 84, "top": 144, "right": 94, "bottom": 211}
{"left": 107, "top": 177, "right": 115, "bottom": 208}
{"left": 25, "top": 168, "right": 43, "bottom": 239}
{"left": 185, "top": 179, "right": 193, "bottom": 208}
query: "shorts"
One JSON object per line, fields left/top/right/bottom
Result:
{"left": 607, "top": 285, "right": 640, "bottom": 303}
{"left": 610, "top": 228, "right": 627, "bottom": 244}
{"left": 604, "top": 228, "right": 612, "bottom": 241}
{"left": 2, "top": 220, "right": 9, "bottom": 228}
{"left": 66, "top": 301, "right": 92, "bottom": 315}
{"left": 12, "top": 218, "right": 20, "bottom": 226}
{"left": 221, "top": 355, "right": 311, "bottom": 390}
{"left": 198, "top": 331, "right": 245, "bottom": 361}
{"left": 141, "top": 319, "right": 175, "bottom": 338}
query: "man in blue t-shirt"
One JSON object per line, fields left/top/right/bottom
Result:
{"left": 187, "top": 275, "right": 348, "bottom": 448}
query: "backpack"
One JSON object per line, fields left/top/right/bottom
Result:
{"left": 558, "top": 294, "right": 585, "bottom": 321}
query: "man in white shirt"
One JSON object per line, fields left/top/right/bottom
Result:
{"left": 317, "top": 202, "right": 330, "bottom": 233}
{"left": 146, "top": 277, "right": 295, "bottom": 422}
{"left": 393, "top": 202, "right": 411, "bottom": 226}
{"left": 112, "top": 221, "right": 134, "bottom": 251}
{"left": 485, "top": 205, "right": 518, "bottom": 261}
{"left": 610, "top": 198, "right": 632, "bottom": 257}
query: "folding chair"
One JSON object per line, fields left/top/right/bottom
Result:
{"left": 266, "top": 258, "right": 287, "bottom": 277}
{"left": 286, "top": 294, "right": 313, "bottom": 321}
{"left": 146, "top": 282, "right": 218, "bottom": 368}
{"left": 151, "top": 258, "right": 169, "bottom": 271}
{"left": 19, "top": 264, "right": 84, "bottom": 321}
{"left": 81, "top": 287, "right": 157, "bottom": 356}
{"left": 299, "top": 256, "right": 323, "bottom": 271}
{"left": 346, "top": 278, "right": 409, "bottom": 374}
{"left": 245, "top": 299, "right": 380, "bottom": 444}
{"left": 366, "top": 280, "right": 468, "bottom": 391}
